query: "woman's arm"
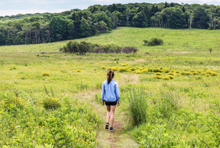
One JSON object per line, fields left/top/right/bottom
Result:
{"left": 101, "top": 82, "right": 105, "bottom": 102}
{"left": 115, "top": 82, "right": 120, "bottom": 102}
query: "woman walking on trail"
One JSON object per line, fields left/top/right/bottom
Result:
{"left": 101, "top": 70, "right": 120, "bottom": 132}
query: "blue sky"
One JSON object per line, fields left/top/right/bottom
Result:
{"left": 0, "top": 0, "right": 220, "bottom": 16}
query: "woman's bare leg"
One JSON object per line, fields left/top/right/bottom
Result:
{"left": 110, "top": 106, "right": 116, "bottom": 127}
{"left": 106, "top": 106, "right": 111, "bottom": 123}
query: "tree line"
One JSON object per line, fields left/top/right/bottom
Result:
{"left": 0, "top": 2, "right": 220, "bottom": 45}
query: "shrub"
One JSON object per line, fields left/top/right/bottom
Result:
{"left": 148, "top": 68, "right": 153, "bottom": 72}
{"left": 163, "top": 76, "right": 170, "bottom": 80}
{"left": 153, "top": 75, "right": 162, "bottom": 79}
{"left": 175, "top": 70, "right": 180, "bottom": 74}
{"left": 94, "top": 47, "right": 105, "bottom": 53}
{"left": 2, "top": 95, "right": 25, "bottom": 111}
{"left": 142, "top": 69, "right": 148, "bottom": 73}
{"left": 163, "top": 69, "right": 170, "bottom": 73}
{"left": 107, "top": 67, "right": 113, "bottom": 70}
{"left": 112, "top": 67, "right": 118, "bottom": 71}
{"left": 153, "top": 68, "right": 161, "bottom": 72}
{"left": 206, "top": 71, "right": 212, "bottom": 74}
{"left": 100, "top": 66, "right": 105, "bottom": 69}
{"left": 125, "top": 67, "right": 131, "bottom": 72}
{"left": 147, "top": 38, "right": 164, "bottom": 46}
{"left": 122, "top": 47, "right": 139, "bottom": 54}
{"left": 193, "top": 72, "right": 199, "bottom": 75}
{"left": 42, "top": 72, "right": 50, "bottom": 76}
{"left": 118, "top": 67, "right": 126, "bottom": 72}
{"left": 128, "top": 89, "right": 148, "bottom": 126}
{"left": 136, "top": 70, "right": 143, "bottom": 74}
{"left": 138, "top": 67, "right": 143, "bottom": 70}
{"left": 42, "top": 97, "right": 61, "bottom": 110}
{"left": 184, "top": 72, "right": 192, "bottom": 75}
{"left": 63, "top": 41, "right": 91, "bottom": 55}
{"left": 168, "top": 75, "right": 175, "bottom": 80}
{"left": 168, "top": 72, "right": 174, "bottom": 75}
{"left": 143, "top": 40, "right": 148, "bottom": 45}
{"left": 130, "top": 67, "right": 136, "bottom": 71}
{"left": 211, "top": 72, "right": 217, "bottom": 76}
{"left": 76, "top": 69, "right": 82, "bottom": 72}
{"left": 155, "top": 72, "right": 162, "bottom": 76}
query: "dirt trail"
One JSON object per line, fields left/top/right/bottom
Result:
{"left": 74, "top": 74, "right": 139, "bottom": 148}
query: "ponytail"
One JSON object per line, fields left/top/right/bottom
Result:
{"left": 107, "top": 70, "right": 114, "bottom": 84}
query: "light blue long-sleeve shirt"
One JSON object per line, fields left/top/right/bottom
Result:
{"left": 101, "top": 80, "right": 120, "bottom": 102}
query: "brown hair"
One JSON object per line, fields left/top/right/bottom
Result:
{"left": 107, "top": 70, "right": 114, "bottom": 84}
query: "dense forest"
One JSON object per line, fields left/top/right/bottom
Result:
{"left": 0, "top": 2, "right": 220, "bottom": 45}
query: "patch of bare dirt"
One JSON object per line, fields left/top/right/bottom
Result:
{"left": 114, "top": 121, "right": 124, "bottom": 130}
{"left": 108, "top": 138, "right": 118, "bottom": 143}
{"left": 134, "top": 59, "right": 146, "bottom": 63}
{"left": 121, "top": 74, "right": 139, "bottom": 84}
{"left": 172, "top": 52, "right": 192, "bottom": 54}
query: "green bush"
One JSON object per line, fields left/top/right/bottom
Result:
{"left": 163, "top": 76, "right": 170, "bottom": 80}
{"left": 167, "top": 75, "right": 175, "bottom": 80}
{"left": 155, "top": 72, "right": 162, "bottom": 76}
{"left": 42, "top": 72, "right": 51, "bottom": 77}
{"left": 1, "top": 93, "right": 25, "bottom": 111}
{"left": 118, "top": 67, "right": 126, "bottom": 72}
{"left": 153, "top": 75, "right": 162, "bottom": 79}
{"left": 128, "top": 89, "right": 148, "bottom": 126}
{"left": 211, "top": 72, "right": 217, "bottom": 76}
{"left": 193, "top": 72, "right": 199, "bottom": 75}
{"left": 148, "top": 68, "right": 153, "bottom": 72}
{"left": 42, "top": 97, "right": 61, "bottom": 110}
{"left": 153, "top": 68, "right": 161, "bottom": 72}
{"left": 184, "top": 72, "right": 192, "bottom": 75}
{"left": 168, "top": 72, "right": 174, "bottom": 75}
{"left": 147, "top": 38, "right": 164, "bottom": 46}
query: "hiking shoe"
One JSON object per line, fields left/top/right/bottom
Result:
{"left": 110, "top": 127, "right": 114, "bottom": 132}
{"left": 105, "top": 122, "right": 109, "bottom": 129}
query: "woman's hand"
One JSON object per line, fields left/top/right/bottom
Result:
{"left": 118, "top": 101, "right": 120, "bottom": 106}
{"left": 102, "top": 101, "right": 105, "bottom": 105}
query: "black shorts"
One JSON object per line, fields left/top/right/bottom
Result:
{"left": 105, "top": 101, "right": 117, "bottom": 106}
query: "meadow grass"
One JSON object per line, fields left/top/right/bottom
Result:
{"left": 0, "top": 27, "right": 220, "bottom": 147}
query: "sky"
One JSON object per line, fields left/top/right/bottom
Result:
{"left": 0, "top": 0, "right": 220, "bottom": 17}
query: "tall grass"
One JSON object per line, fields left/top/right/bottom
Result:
{"left": 128, "top": 89, "right": 148, "bottom": 126}
{"left": 157, "top": 91, "right": 179, "bottom": 119}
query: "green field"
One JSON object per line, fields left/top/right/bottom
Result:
{"left": 1, "top": 27, "right": 220, "bottom": 147}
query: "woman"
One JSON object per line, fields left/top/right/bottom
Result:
{"left": 101, "top": 70, "right": 120, "bottom": 132}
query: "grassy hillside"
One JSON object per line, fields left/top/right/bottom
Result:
{"left": 0, "top": 27, "right": 220, "bottom": 147}
{"left": 1, "top": 27, "right": 220, "bottom": 54}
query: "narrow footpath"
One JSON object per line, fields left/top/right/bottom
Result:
{"left": 74, "top": 74, "right": 139, "bottom": 148}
